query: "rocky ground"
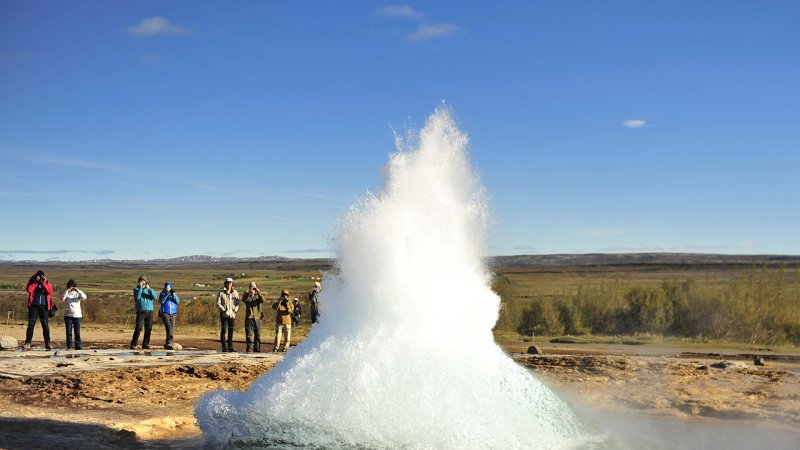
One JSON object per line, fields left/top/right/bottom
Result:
{"left": 0, "top": 331, "right": 798, "bottom": 449}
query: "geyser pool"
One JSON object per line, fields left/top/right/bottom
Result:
{"left": 195, "top": 108, "right": 592, "bottom": 448}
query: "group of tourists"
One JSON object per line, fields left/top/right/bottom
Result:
{"left": 21, "top": 270, "right": 323, "bottom": 353}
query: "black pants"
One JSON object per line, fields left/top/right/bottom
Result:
{"left": 161, "top": 313, "right": 176, "bottom": 347}
{"left": 130, "top": 311, "right": 153, "bottom": 348}
{"left": 220, "top": 314, "right": 235, "bottom": 350}
{"left": 26, "top": 305, "right": 50, "bottom": 345}
{"left": 64, "top": 316, "right": 82, "bottom": 349}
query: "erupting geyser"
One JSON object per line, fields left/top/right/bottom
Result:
{"left": 195, "top": 108, "right": 590, "bottom": 448}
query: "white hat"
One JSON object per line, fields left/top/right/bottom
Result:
{"left": 225, "top": 277, "right": 234, "bottom": 283}
{"left": 249, "top": 281, "right": 257, "bottom": 288}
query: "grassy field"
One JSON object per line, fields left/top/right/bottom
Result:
{"left": 2, "top": 259, "right": 799, "bottom": 349}
{"left": 0, "top": 264, "right": 323, "bottom": 335}
{"left": 493, "top": 261, "right": 800, "bottom": 348}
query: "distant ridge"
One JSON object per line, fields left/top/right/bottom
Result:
{"left": 2, "top": 253, "right": 799, "bottom": 269}
{"left": 488, "top": 253, "right": 800, "bottom": 268}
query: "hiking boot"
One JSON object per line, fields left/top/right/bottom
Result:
{"left": 45, "top": 344, "right": 52, "bottom": 350}
{"left": 75, "top": 346, "right": 82, "bottom": 350}
{"left": 23, "top": 343, "right": 31, "bottom": 351}
{"left": 142, "top": 345, "right": 150, "bottom": 350}
{"left": 246, "top": 347, "right": 252, "bottom": 353}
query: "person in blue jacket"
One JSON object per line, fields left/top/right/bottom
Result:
{"left": 130, "top": 275, "right": 157, "bottom": 350}
{"left": 158, "top": 281, "right": 180, "bottom": 350}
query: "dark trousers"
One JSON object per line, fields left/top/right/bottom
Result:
{"left": 130, "top": 311, "right": 153, "bottom": 348}
{"left": 64, "top": 316, "right": 82, "bottom": 349}
{"left": 25, "top": 305, "right": 50, "bottom": 345}
{"left": 220, "top": 314, "right": 235, "bottom": 350}
{"left": 245, "top": 318, "right": 262, "bottom": 350}
{"left": 161, "top": 313, "right": 176, "bottom": 346}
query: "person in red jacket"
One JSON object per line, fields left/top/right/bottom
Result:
{"left": 24, "top": 270, "right": 54, "bottom": 350}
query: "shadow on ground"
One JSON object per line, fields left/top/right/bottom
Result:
{"left": 0, "top": 418, "right": 202, "bottom": 449}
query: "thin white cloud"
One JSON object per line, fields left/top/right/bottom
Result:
{"left": 623, "top": 119, "right": 647, "bottom": 129}
{"left": 376, "top": 5, "right": 462, "bottom": 43}
{"left": 0, "top": 190, "right": 34, "bottom": 197}
{"left": 0, "top": 51, "right": 35, "bottom": 61}
{"left": 127, "top": 17, "right": 189, "bottom": 38}
{"left": 0, "top": 249, "right": 115, "bottom": 255}
{"left": 406, "top": 23, "right": 463, "bottom": 42}
{"left": 376, "top": 4, "right": 425, "bottom": 20}
{"left": 1, "top": 147, "right": 214, "bottom": 191}
{"left": 581, "top": 228, "right": 628, "bottom": 237}
{"left": 1, "top": 147, "right": 136, "bottom": 177}
{"left": 513, "top": 244, "right": 538, "bottom": 253}
{"left": 140, "top": 54, "right": 160, "bottom": 65}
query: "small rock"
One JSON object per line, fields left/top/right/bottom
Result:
{"left": 0, "top": 335, "right": 18, "bottom": 350}
{"left": 754, "top": 356, "right": 766, "bottom": 366}
{"left": 527, "top": 345, "right": 543, "bottom": 355}
{"left": 710, "top": 361, "right": 746, "bottom": 370}
{"left": 172, "top": 343, "right": 183, "bottom": 351}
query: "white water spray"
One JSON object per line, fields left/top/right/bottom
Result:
{"left": 196, "top": 108, "right": 589, "bottom": 448}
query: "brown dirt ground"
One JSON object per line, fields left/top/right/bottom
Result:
{"left": 0, "top": 327, "right": 798, "bottom": 448}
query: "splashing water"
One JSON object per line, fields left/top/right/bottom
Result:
{"left": 196, "top": 108, "right": 591, "bottom": 449}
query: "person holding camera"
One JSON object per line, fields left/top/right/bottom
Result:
{"left": 272, "top": 289, "right": 295, "bottom": 352}
{"left": 216, "top": 277, "right": 240, "bottom": 352}
{"left": 23, "top": 270, "right": 54, "bottom": 350}
{"left": 290, "top": 297, "right": 302, "bottom": 328}
{"left": 130, "top": 275, "right": 157, "bottom": 349}
{"left": 61, "top": 279, "right": 87, "bottom": 350}
{"left": 241, "top": 281, "right": 264, "bottom": 353}
{"left": 158, "top": 281, "right": 180, "bottom": 350}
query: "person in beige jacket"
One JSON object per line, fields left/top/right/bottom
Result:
{"left": 272, "top": 289, "right": 294, "bottom": 352}
{"left": 216, "top": 277, "right": 240, "bottom": 352}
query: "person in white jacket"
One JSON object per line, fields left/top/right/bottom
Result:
{"left": 62, "top": 279, "right": 87, "bottom": 350}
{"left": 216, "top": 277, "right": 240, "bottom": 352}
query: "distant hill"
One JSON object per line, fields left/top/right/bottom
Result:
{"left": 1, "top": 253, "right": 799, "bottom": 271}
{"left": 488, "top": 253, "right": 800, "bottom": 269}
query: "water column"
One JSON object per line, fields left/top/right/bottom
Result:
{"left": 196, "top": 108, "right": 590, "bottom": 449}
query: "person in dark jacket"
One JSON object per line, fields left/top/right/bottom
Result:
{"left": 290, "top": 297, "right": 302, "bottom": 328}
{"left": 24, "top": 270, "right": 54, "bottom": 350}
{"left": 130, "top": 275, "right": 157, "bottom": 350}
{"left": 309, "top": 281, "right": 321, "bottom": 324}
{"left": 241, "top": 281, "right": 264, "bottom": 353}
{"left": 158, "top": 281, "right": 180, "bottom": 350}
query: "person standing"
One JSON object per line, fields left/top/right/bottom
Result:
{"left": 272, "top": 289, "right": 294, "bottom": 352}
{"left": 216, "top": 277, "right": 240, "bottom": 352}
{"left": 61, "top": 279, "right": 87, "bottom": 350}
{"left": 309, "top": 281, "right": 321, "bottom": 324}
{"left": 158, "top": 281, "right": 180, "bottom": 350}
{"left": 130, "top": 275, "right": 157, "bottom": 350}
{"left": 241, "top": 281, "right": 264, "bottom": 353}
{"left": 23, "top": 270, "right": 54, "bottom": 350}
{"left": 290, "top": 297, "right": 302, "bottom": 328}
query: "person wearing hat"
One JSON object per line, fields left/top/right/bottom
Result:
{"left": 158, "top": 281, "right": 180, "bottom": 350}
{"left": 241, "top": 281, "right": 264, "bottom": 353}
{"left": 23, "top": 270, "right": 54, "bottom": 350}
{"left": 216, "top": 277, "right": 240, "bottom": 352}
{"left": 272, "top": 289, "right": 295, "bottom": 352}
{"left": 130, "top": 275, "right": 157, "bottom": 349}
{"left": 290, "top": 297, "right": 302, "bottom": 328}
{"left": 61, "top": 279, "right": 87, "bottom": 350}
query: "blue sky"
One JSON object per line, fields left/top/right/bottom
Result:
{"left": 1, "top": 1, "right": 799, "bottom": 261}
